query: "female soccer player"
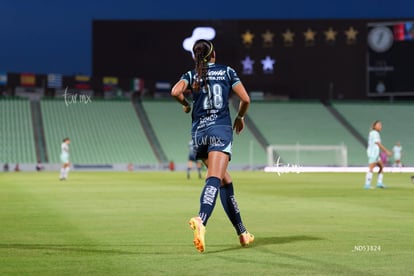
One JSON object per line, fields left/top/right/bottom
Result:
{"left": 171, "top": 39, "right": 254, "bottom": 252}
{"left": 187, "top": 139, "right": 202, "bottom": 179}
{"left": 364, "top": 121, "right": 391, "bottom": 189}
{"left": 392, "top": 141, "right": 403, "bottom": 168}
{"left": 60, "top": 137, "right": 71, "bottom": 180}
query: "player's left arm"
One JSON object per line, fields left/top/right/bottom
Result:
{"left": 376, "top": 141, "right": 392, "bottom": 157}
{"left": 232, "top": 82, "right": 250, "bottom": 135}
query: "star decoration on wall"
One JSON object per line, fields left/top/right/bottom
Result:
{"left": 324, "top": 27, "right": 337, "bottom": 42}
{"left": 261, "top": 56, "right": 276, "bottom": 74}
{"left": 345, "top": 26, "right": 358, "bottom": 44}
{"left": 241, "top": 56, "right": 255, "bottom": 75}
{"left": 241, "top": 30, "right": 255, "bottom": 47}
{"left": 262, "top": 29, "right": 274, "bottom": 47}
{"left": 282, "top": 29, "right": 295, "bottom": 46}
{"left": 303, "top": 28, "right": 317, "bottom": 42}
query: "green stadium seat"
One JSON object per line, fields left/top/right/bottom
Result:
{"left": 0, "top": 98, "right": 36, "bottom": 163}
{"left": 142, "top": 100, "right": 267, "bottom": 167}
{"left": 41, "top": 99, "right": 158, "bottom": 165}
{"left": 248, "top": 101, "right": 366, "bottom": 166}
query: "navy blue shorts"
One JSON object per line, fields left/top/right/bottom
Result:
{"left": 188, "top": 152, "right": 197, "bottom": 161}
{"left": 192, "top": 125, "right": 233, "bottom": 160}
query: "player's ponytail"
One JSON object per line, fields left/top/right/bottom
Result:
{"left": 192, "top": 39, "right": 214, "bottom": 92}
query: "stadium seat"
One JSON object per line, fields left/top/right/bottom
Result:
{"left": 41, "top": 99, "right": 158, "bottom": 165}
{"left": 0, "top": 98, "right": 36, "bottom": 163}
{"left": 248, "top": 101, "right": 366, "bottom": 166}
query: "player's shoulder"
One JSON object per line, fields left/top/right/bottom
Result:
{"left": 210, "top": 63, "right": 235, "bottom": 71}
{"left": 183, "top": 69, "right": 195, "bottom": 77}
{"left": 212, "top": 64, "right": 239, "bottom": 81}
{"left": 181, "top": 69, "right": 195, "bottom": 82}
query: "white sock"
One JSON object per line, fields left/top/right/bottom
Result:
{"left": 60, "top": 168, "right": 65, "bottom": 178}
{"left": 377, "top": 173, "right": 383, "bottom": 184}
{"left": 365, "top": 172, "right": 373, "bottom": 185}
{"left": 64, "top": 167, "right": 70, "bottom": 178}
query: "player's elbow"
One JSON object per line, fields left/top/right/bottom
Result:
{"left": 171, "top": 80, "right": 186, "bottom": 98}
{"left": 242, "top": 95, "right": 251, "bottom": 106}
{"left": 171, "top": 87, "right": 180, "bottom": 98}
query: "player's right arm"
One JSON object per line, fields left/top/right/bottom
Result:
{"left": 171, "top": 79, "right": 191, "bottom": 113}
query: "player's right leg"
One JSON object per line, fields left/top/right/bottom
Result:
{"left": 376, "top": 162, "right": 386, "bottom": 188}
{"left": 59, "top": 154, "right": 69, "bottom": 180}
{"left": 220, "top": 171, "right": 254, "bottom": 247}
{"left": 239, "top": 231, "right": 255, "bottom": 247}
{"left": 187, "top": 160, "right": 192, "bottom": 179}
{"left": 60, "top": 165, "right": 65, "bottom": 180}
{"left": 197, "top": 161, "right": 202, "bottom": 179}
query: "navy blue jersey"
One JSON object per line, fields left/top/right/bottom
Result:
{"left": 180, "top": 63, "right": 241, "bottom": 132}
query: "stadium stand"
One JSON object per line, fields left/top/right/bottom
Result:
{"left": 141, "top": 99, "right": 267, "bottom": 168}
{"left": 333, "top": 102, "right": 414, "bottom": 165}
{"left": 3, "top": 96, "right": 411, "bottom": 169}
{"left": 141, "top": 100, "right": 191, "bottom": 166}
{"left": 0, "top": 98, "right": 37, "bottom": 163}
{"left": 40, "top": 99, "right": 158, "bottom": 165}
{"left": 229, "top": 101, "right": 268, "bottom": 167}
{"left": 247, "top": 101, "right": 366, "bottom": 166}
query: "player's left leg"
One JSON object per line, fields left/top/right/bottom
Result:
{"left": 197, "top": 151, "right": 227, "bottom": 225}
{"left": 189, "top": 152, "right": 226, "bottom": 253}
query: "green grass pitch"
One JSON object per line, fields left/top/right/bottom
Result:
{"left": 1, "top": 171, "right": 414, "bottom": 275}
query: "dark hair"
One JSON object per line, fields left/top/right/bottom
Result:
{"left": 63, "top": 137, "right": 70, "bottom": 142}
{"left": 192, "top": 39, "right": 214, "bottom": 92}
{"left": 371, "top": 120, "right": 381, "bottom": 130}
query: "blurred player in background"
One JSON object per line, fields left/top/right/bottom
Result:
{"left": 172, "top": 39, "right": 253, "bottom": 253}
{"left": 187, "top": 139, "right": 202, "bottom": 179}
{"left": 60, "top": 137, "right": 71, "bottom": 180}
{"left": 392, "top": 141, "right": 403, "bottom": 167}
{"left": 364, "top": 121, "right": 391, "bottom": 189}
